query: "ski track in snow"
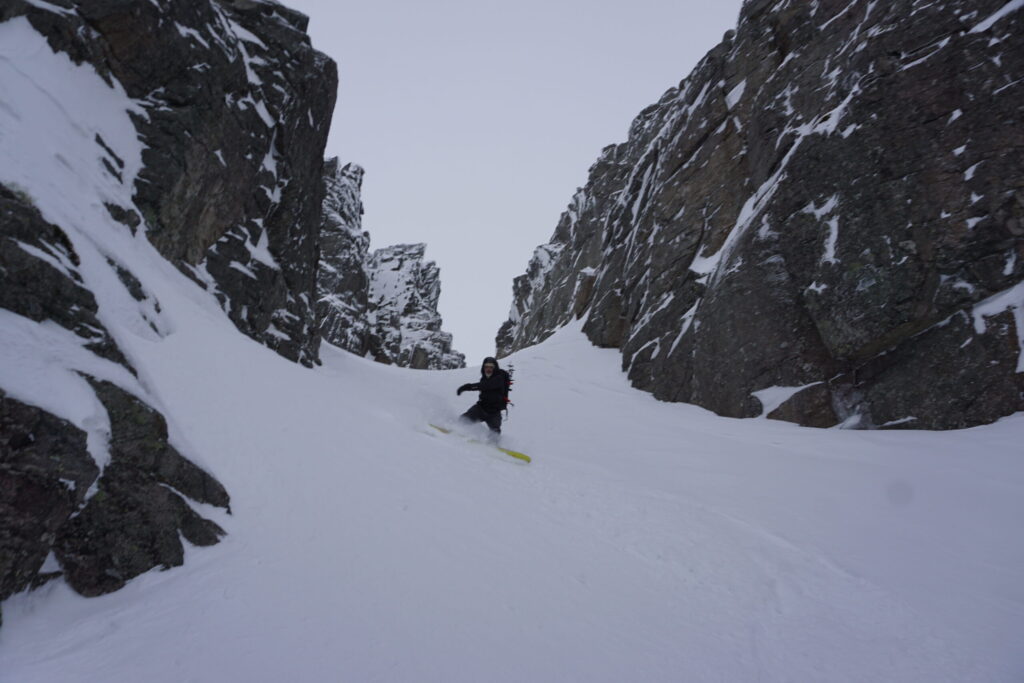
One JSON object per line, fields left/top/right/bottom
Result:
{"left": 1, "top": 11, "right": 1024, "bottom": 683}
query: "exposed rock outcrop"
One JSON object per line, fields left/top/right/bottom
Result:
{"left": 54, "top": 379, "right": 229, "bottom": 598}
{"left": 317, "top": 160, "right": 465, "bottom": 369}
{"left": 497, "top": 0, "right": 1024, "bottom": 429}
{"left": 0, "top": 185, "right": 228, "bottom": 622}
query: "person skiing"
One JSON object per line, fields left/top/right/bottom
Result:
{"left": 457, "top": 356, "right": 510, "bottom": 434}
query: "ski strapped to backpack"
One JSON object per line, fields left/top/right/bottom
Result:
{"left": 504, "top": 363, "right": 514, "bottom": 419}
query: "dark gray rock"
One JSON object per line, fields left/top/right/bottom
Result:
{"left": 497, "top": 0, "right": 1024, "bottom": 429}
{"left": 766, "top": 384, "right": 838, "bottom": 429}
{"left": 0, "top": 390, "right": 98, "bottom": 626}
{"left": 317, "top": 161, "right": 465, "bottom": 369}
{"left": 55, "top": 379, "right": 228, "bottom": 597}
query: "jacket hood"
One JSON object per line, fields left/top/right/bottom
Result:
{"left": 480, "top": 356, "right": 500, "bottom": 374}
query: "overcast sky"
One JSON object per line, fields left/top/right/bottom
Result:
{"left": 284, "top": 0, "right": 745, "bottom": 363}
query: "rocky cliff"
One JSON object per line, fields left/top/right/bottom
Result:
{"left": 127, "top": 0, "right": 336, "bottom": 367}
{"left": 318, "top": 160, "right": 465, "bottom": 369}
{"left": 318, "top": 159, "right": 372, "bottom": 355}
{"left": 365, "top": 244, "right": 465, "bottom": 370}
{"left": 0, "top": 0, "right": 335, "bottom": 624}
{"left": 497, "top": 0, "right": 1024, "bottom": 429}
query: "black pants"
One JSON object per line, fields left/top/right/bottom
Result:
{"left": 461, "top": 404, "right": 502, "bottom": 433}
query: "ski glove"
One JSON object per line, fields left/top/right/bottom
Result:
{"left": 457, "top": 383, "right": 473, "bottom": 395}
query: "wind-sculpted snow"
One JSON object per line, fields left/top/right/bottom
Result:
{"left": 317, "top": 160, "right": 465, "bottom": 369}
{"left": 497, "top": 0, "right": 1024, "bottom": 429}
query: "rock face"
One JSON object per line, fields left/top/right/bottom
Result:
{"left": 117, "top": 0, "right": 336, "bottom": 367}
{"left": 0, "top": 0, "right": 336, "bottom": 624}
{"left": 318, "top": 160, "right": 465, "bottom": 369}
{"left": 4, "top": 0, "right": 336, "bottom": 366}
{"left": 497, "top": 0, "right": 1024, "bottom": 429}
{"left": 318, "top": 159, "right": 372, "bottom": 355}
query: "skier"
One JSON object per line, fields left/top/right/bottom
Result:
{"left": 457, "top": 356, "right": 511, "bottom": 434}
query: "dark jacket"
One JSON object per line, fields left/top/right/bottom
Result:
{"left": 461, "top": 356, "right": 510, "bottom": 412}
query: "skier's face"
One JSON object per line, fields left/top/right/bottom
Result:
{"left": 483, "top": 364, "right": 495, "bottom": 376}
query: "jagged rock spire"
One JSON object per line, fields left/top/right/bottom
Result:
{"left": 317, "top": 160, "right": 465, "bottom": 369}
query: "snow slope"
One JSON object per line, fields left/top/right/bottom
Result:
{"left": 1, "top": 311, "right": 1023, "bottom": 682}
{"left": 1, "top": 13, "right": 1023, "bottom": 683}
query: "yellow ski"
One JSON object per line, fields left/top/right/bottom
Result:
{"left": 427, "top": 424, "right": 531, "bottom": 464}
{"left": 494, "top": 446, "right": 531, "bottom": 464}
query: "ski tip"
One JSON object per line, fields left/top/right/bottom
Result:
{"left": 428, "top": 423, "right": 452, "bottom": 434}
{"left": 497, "top": 447, "right": 531, "bottom": 464}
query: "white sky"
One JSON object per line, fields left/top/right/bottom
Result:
{"left": 285, "top": 0, "right": 745, "bottom": 363}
